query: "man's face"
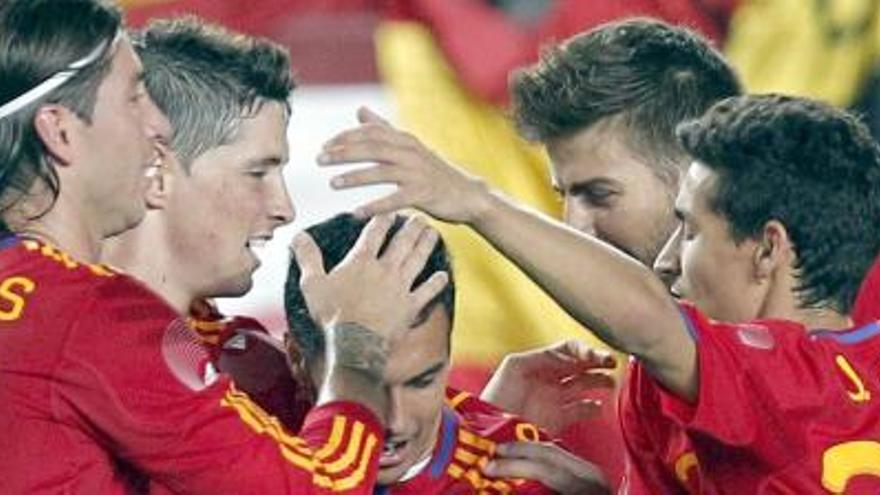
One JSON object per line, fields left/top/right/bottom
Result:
{"left": 547, "top": 123, "right": 678, "bottom": 266}
{"left": 377, "top": 305, "right": 451, "bottom": 484}
{"left": 165, "top": 100, "right": 294, "bottom": 299}
{"left": 662, "top": 162, "right": 764, "bottom": 322}
{"left": 75, "top": 38, "right": 171, "bottom": 237}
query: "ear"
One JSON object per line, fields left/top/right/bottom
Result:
{"left": 144, "top": 145, "right": 173, "bottom": 210}
{"left": 753, "top": 220, "right": 793, "bottom": 281}
{"left": 33, "top": 104, "right": 79, "bottom": 166}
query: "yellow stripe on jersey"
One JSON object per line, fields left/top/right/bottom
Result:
{"left": 448, "top": 426, "right": 517, "bottom": 494}
{"left": 446, "top": 390, "right": 470, "bottom": 410}
{"left": 21, "top": 238, "right": 115, "bottom": 277}
{"left": 459, "top": 429, "right": 497, "bottom": 454}
{"left": 332, "top": 432, "right": 379, "bottom": 491}
{"left": 315, "top": 415, "right": 348, "bottom": 460}
{"left": 221, "top": 385, "right": 379, "bottom": 491}
{"left": 323, "top": 420, "right": 365, "bottom": 474}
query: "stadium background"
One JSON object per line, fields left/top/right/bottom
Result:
{"left": 121, "top": 0, "right": 880, "bottom": 483}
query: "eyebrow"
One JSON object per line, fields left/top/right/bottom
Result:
{"left": 404, "top": 361, "right": 446, "bottom": 385}
{"left": 568, "top": 178, "right": 619, "bottom": 195}
{"left": 246, "top": 155, "right": 285, "bottom": 168}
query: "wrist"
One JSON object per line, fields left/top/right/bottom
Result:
{"left": 464, "top": 177, "right": 502, "bottom": 228}
{"left": 325, "top": 321, "right": 389, "bottom": 380}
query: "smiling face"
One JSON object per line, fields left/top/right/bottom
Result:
{"left": 164, "top": 100, "right": 294, "bottom": 299}
{"left": 547, "top": 122, "right": 679, "bottom": 266}
{"left": 74, "top": 38, "right": 171, "bottom": 237}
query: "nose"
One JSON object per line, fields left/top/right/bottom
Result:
{"left": 142, "top": 93, "right": 172, "bottom": 143}
{"left": 563, "top": 198, "right": 596, "bottom": 237}
{"left": 385, "top": 388, "right": 408, "bottom": 436}
{"left": 654, "top": 224, "right": 682, "bottom": 290}
{"left": 269, "top": 173, "right": 295, "bottom": 227}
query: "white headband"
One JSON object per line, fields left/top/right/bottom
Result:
{"left": 0, "top": 29, "right": 123, "bottom": 120}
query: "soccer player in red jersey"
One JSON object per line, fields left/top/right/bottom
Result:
{"left": 285, "top": 213, "right": 611, "bottom": 495}
{"left": 316, "top": 92, "right": 880, "bottom": 493}
{"left": 486, "top": 21, "right": 741, "bottom": 486}
{"left": 0, "top": 3, "right": 443, "bottom": 493}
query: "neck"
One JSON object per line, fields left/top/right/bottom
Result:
{"left": 8, "top": 200, "right": 103, "bottom": 263}
{"left": 102, "top": 215, "right": 193, "bottom": 314}
{"left": 757, "top": 273, "right": 853, "bottom": 331}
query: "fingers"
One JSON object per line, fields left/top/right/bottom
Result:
{"left": 353, "top": 191, "right": 410, "bottom": 218}
{"left": 561, "top": 370, "right": 616, "bottom": 393}
{"left": 494, "top": 441, "right": 557, "bottom": 462}
{"left": 381, "top": 216, "right": 429, "bottom": 267}
{"left": 290, "top": 232, "right": 326, "bottom": 282}
{"left": 399, "top": 226, "right": 440, "bottom": 282}
{"left": 320, "top": 124, "right": 410, "bottom": 165}
{"left": 487, "top": 444, "right": 610, "bottom": 495}
{"left": 554, "top": 340, "right": 617, "bottom": 369}
{"left": 319, "top": 140, "right": 410, "bottom": 167}
{"left": 330, "top": 164, "right": 403, "bottom": 190}
{"left": 483, "top": 457, "right": 553, "bottom": 486}
{"left": 348, "top": 214, "right": 394, "bottom": 259}
{"left": 357, "top": 106, "right": 391, "bottom": 126}
{"left": 411, "top": 271, "right": 450, "bottom": 310}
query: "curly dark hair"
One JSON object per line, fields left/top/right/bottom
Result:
{"left": 285, "top": 214, "right": 455, "bottom": 360}
{"left": 511, "top": 17, "right": 740, "bottom": 177}
{"left": 134, "top": 17, "right": 295, "bottom": 169}
{"left": 678, "top": 94, "right": 880, "bottom": 313}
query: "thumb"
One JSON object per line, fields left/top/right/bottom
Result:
{"left": 357, "top": 106, "right": 391, "bottom": 126}
{"left": 290, "top": 232, "right": 326, "bottom": 281}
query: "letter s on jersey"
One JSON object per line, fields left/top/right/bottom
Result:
{"left": 0, "top": 276, "right": 36, "bottom": 321}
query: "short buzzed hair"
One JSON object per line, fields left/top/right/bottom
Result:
{"left": 135, "top": 17, "right": 295, "bottom": 169}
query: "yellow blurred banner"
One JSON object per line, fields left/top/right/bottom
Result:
{"left": 376, "top": 22, "right": 605, "bottom": 366}
{"left": 726, "top": 0, "right": 880, "bottom": 107}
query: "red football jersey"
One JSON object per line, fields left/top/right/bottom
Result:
{"left": 0, "top": 236, "right": 382, "bottom": 494}
{"left": 620, "top": 303, "right": 880, "bottom": 494}
{"left": 377, "top": 388, "right": 557, "bottom": 494}
{"left": 189, "top": 300, "right": 314, "bottom": 431}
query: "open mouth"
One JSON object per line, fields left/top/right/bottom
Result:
{"left": 244, "top": 237, "right": 272, "bottom": 266}
{"left": 379, "top": 439, "right": 410, "bottom": 468}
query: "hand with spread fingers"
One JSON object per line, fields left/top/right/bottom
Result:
{"left": 481, "top": 340, "right": 617, "bottom": 435}
{"left": 318, "top": 107, "right": 491, "bottom": 224}
{"left": 290, "top": 214, "right": 448, "bottom": 340}
{"left": 484, "top": 441, "right": 610, "bottom": 495}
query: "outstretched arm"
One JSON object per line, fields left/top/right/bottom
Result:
{"left": 319, "top": 110, "right": 697, "bottom": 399}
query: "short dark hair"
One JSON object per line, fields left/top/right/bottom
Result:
{"left": 135, "top": 17, "right": 295, "bottom": 169}
{"left": 285, "top": 213, "right": 455, "bottom": 360}
{"left": 511, "top": 17, "right": 741, "bottom": 179}
{"left": 0, "top": 0, "right": 121, "bottom": 218}
{"left": 678, "top": 94, "right": 880, "bottom": 313}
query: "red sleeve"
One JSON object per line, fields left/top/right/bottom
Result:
{"left": 618, "top": 362, "right": 691, "bottom": 495}
{"left": 643, "top": 303, "right": 816, "bottom": 447}
{"left": 55, "top": 278, "right": 382, "bottom": 494}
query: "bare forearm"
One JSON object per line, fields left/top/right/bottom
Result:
{"left": 317, "top": 322, "right": 389, "bottom": 420}
{"left": 467, "top": 186, "right": 695, "bottom": 394}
